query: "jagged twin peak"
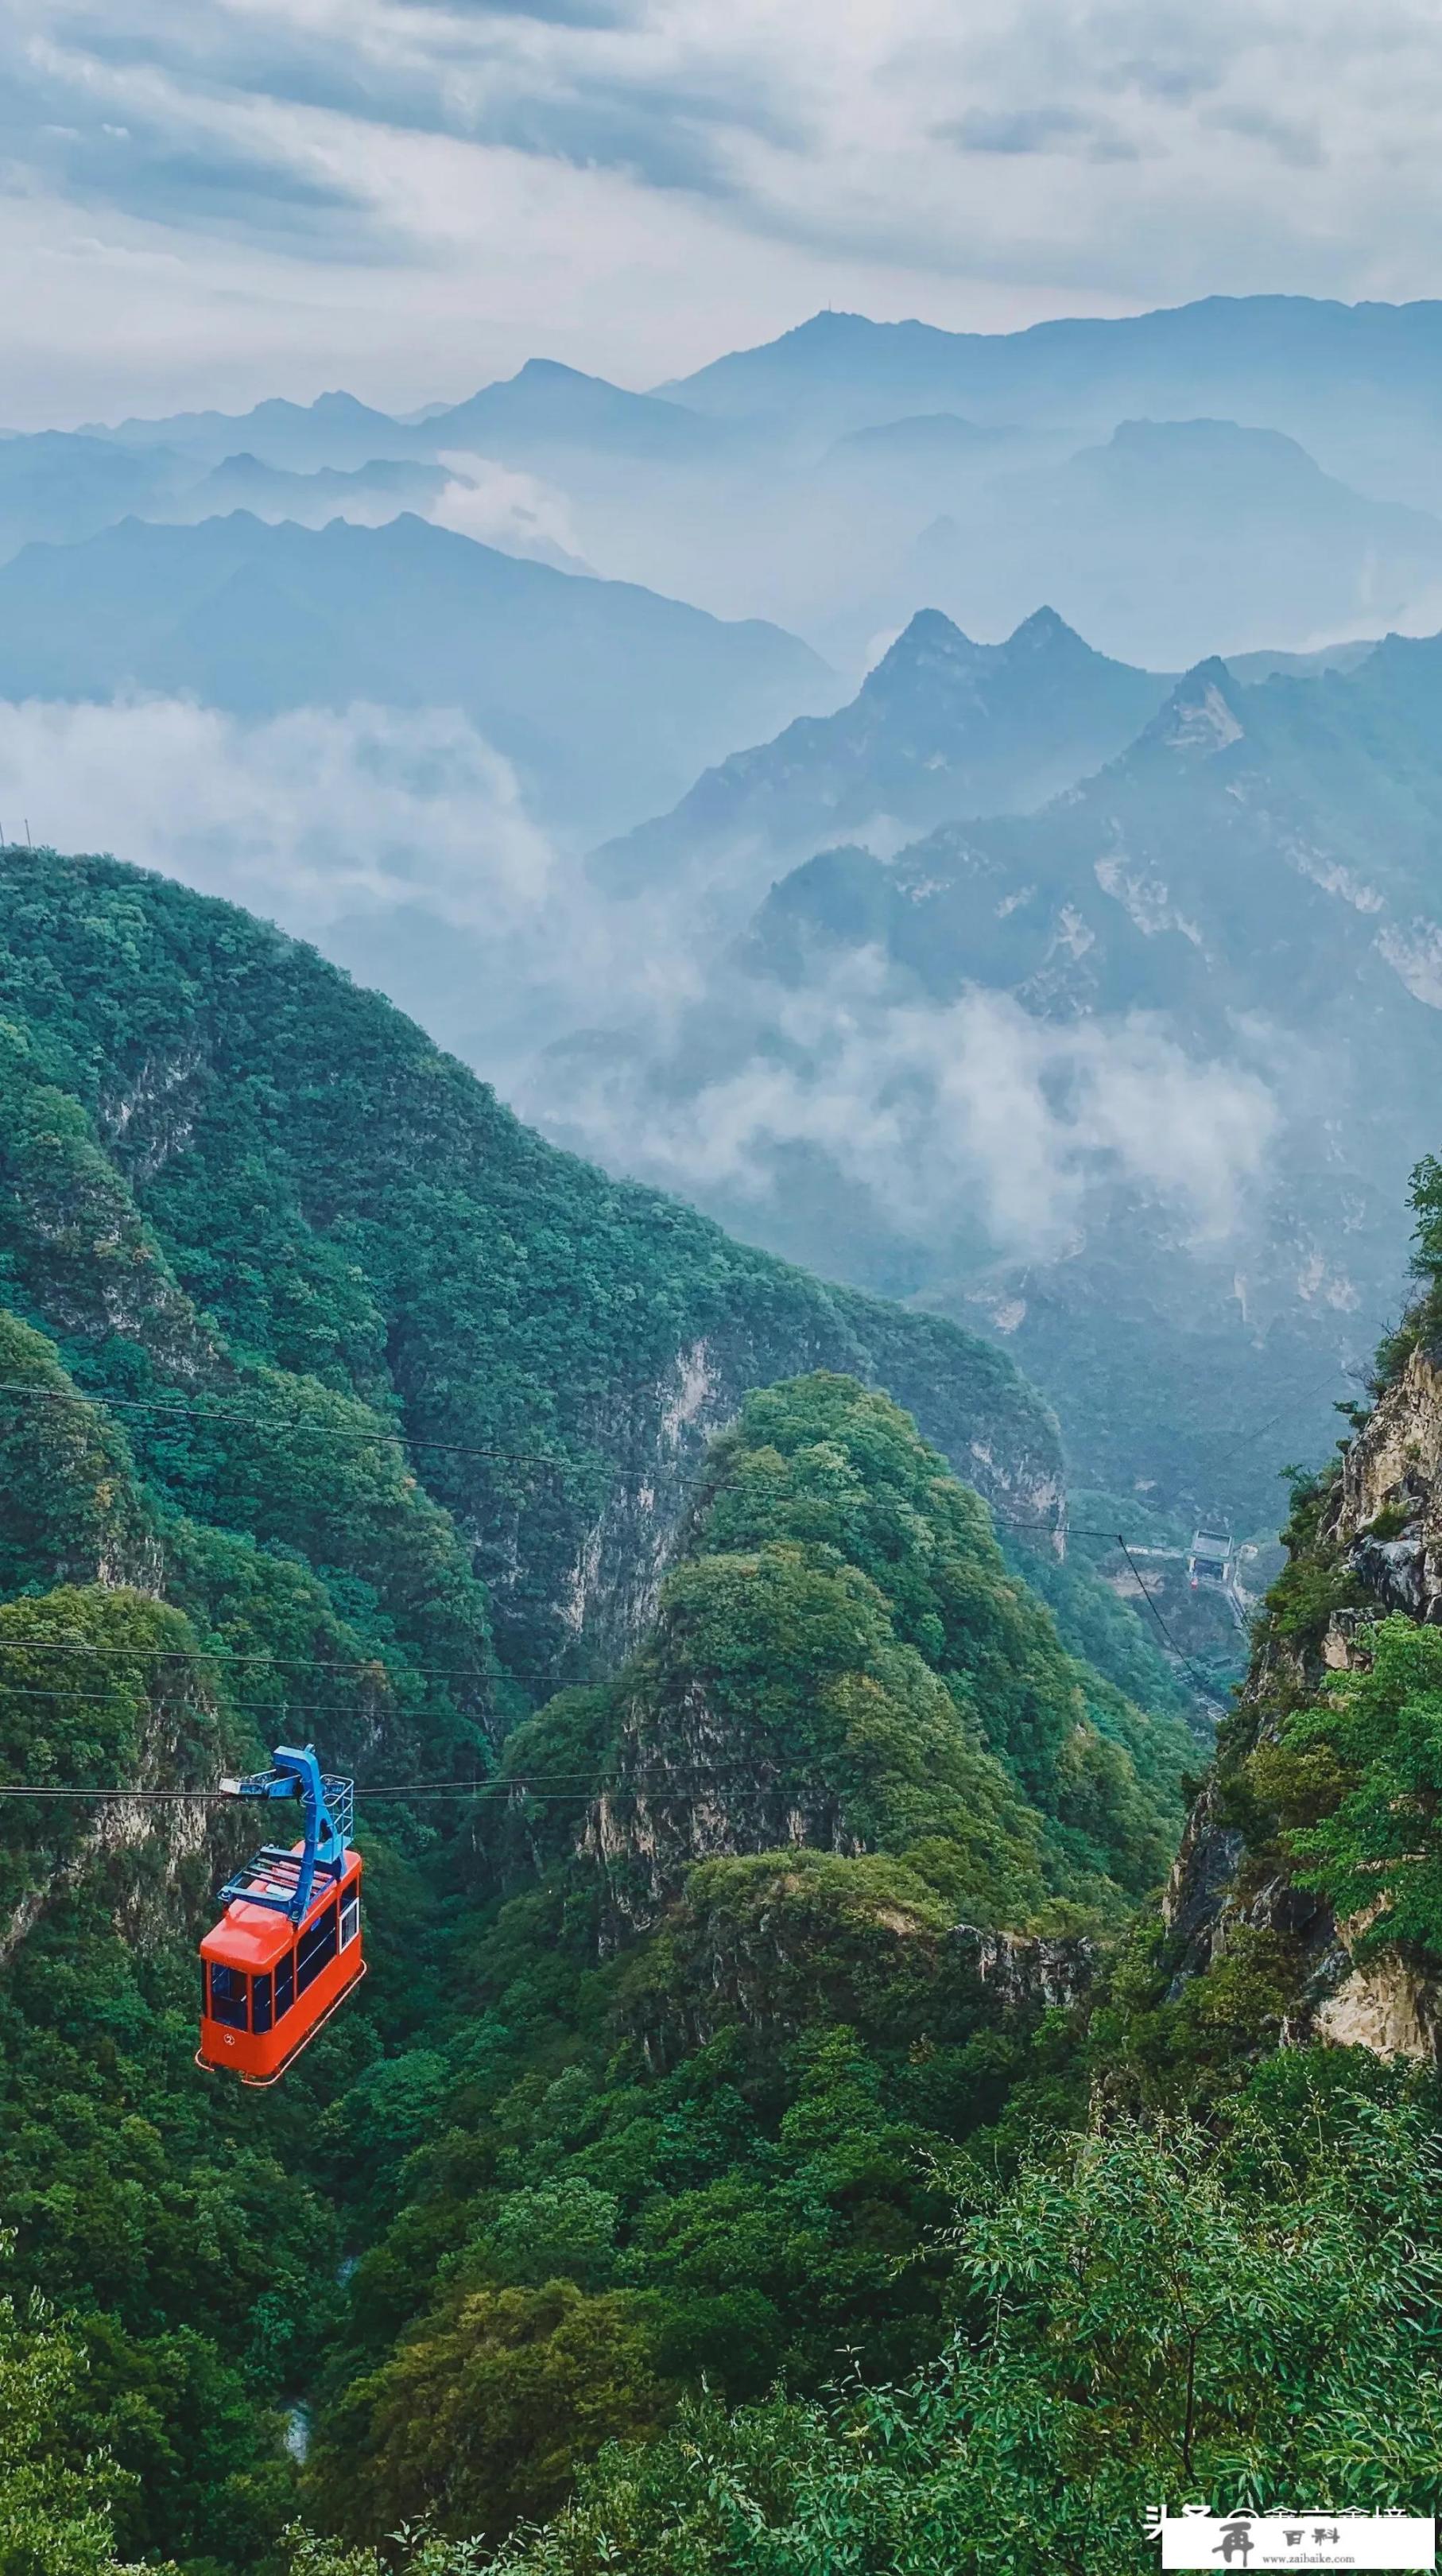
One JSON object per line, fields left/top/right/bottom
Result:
{"left": 589, "top": 603, "right": 1170, "bottom": 902}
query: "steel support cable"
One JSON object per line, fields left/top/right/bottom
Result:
{"left": 0, "top": 1379, "right": 566, "bottom": 1471}
{"left": 0, "top": 1775, "right": 859, "bottom": 1805}
{"left": 1111, "top": 1535, "right": 1231, "bottom": 1715}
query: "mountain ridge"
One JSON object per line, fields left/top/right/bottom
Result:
{"left": 0, "top": 510, "right": 832, "bottom": 837}
{"left": 549, "top": 630, "right": 1442, "bottom": 1525}
{"left": 589, "top": 603, "right": 1170, "bottom": 904}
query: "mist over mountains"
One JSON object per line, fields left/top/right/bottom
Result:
{"left": 12, "top": 289, "right": 1442, "bottom": 1538}
{"left": 542, "top": 634, "right": 1442, "bottom": 1522}
{"left": 666, "top": 297, "right": 1442, "bottom": 499}
{"left": 0, "top": 510, "right": 830, "bottom": 838}
{"left": 10, "top": 293, "right": 1442, "bottom": 665}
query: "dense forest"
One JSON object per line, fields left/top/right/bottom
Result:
{"left": 0, "top": 848, "right": 1205, "bottom": 2572}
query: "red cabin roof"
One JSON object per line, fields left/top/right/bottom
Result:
{"left": 200, "top": 1843, "right": 361, "bottom": 1969}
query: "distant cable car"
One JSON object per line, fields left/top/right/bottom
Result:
{"left": 197, "top": 1745, "right": 363, "bottom": 2086}
{"left": 1188, "top": 1525, "right": 1234, "bottom": 1591}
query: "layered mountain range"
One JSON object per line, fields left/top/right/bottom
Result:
{"left": 667, "top": 297, "right": 1442, "bottom": 499}
{"left": 538, "top": 613, "right": 1442, "bottom": 1530}
{"left": 591, "top": 606, "right": 1171, "bottom": 910}
{"left": 11, "top": 293, "right": 1442, "bottom": 1570}
{"left": 0, "top": 511, "right": 830, "bottom": 836}
{"left": 10, "top": 296, "right": 1442, "bottom": 673}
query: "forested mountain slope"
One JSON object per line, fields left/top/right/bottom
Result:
{"left": 0, "top": 1351, "right": 1193, "bottom": 2561}
{"left": 0, "top": 847, "right": 1068, "bottom": 1686}
{"left": 335, "top": 1166, "right": 1442, "bottom": 2576}
{"left": 300, "top": 1374, "right": 1192, "bottom": 2545}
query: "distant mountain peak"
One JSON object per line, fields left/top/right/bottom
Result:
{"left": 510, "top": 356, "right": 599, "bottom": 386}
{"left": 1008, "top": 604, "right": 1085, "bottom": 652}
{"left": 827, "top": 410, "right": 994, "bottom": 460}
{"left": 1148, "top": 657, "right": 1249, "bottom": 757}
{"left": 426, "top": 356, "right": 713, "bottom": 455}
{"left": 888, "top": 604, "right": 975, "bottom": 651}
{"left": 592, "top": 596, "right": 1170, "bottom": 904}
{"left": 784, "top": 309, "right": 874, "bottom": 340}
{"left": 1101, "top": 416, "right": 1318, "bottom": 470}
{"left": 860, "top": 607, "right": 983, "bottom": 693}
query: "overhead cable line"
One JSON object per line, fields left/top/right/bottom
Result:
{"left": 0, "top": 1682, "right": 556, "bottom": 1721}
{"left": 1111, "top": 1534, "right": 1231, "bottom": 1714}
{"left": 0, "top": 1774, "right": 854, "bottom": 1806}
{"left": 0, "top": 1660, "right": 576, "bottom": 1690}
{"left": 0, "top": 1379, "right": 567, "bottom": 1472}
{"left": 0, "top": 1639, "right": 563, "bottom": 1680}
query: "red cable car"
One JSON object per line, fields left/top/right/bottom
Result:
{"left": 197, "top": 1745, "right": 364, "bottom": 2086}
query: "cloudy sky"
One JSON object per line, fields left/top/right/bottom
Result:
{"left": 6, "top": 0, "right": 1442, "bottom": 422}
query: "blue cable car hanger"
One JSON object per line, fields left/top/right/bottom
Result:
{"left": 216, "top": 1744, "right": 355, "bottom": 1925}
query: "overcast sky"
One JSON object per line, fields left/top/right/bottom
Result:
{"left": 7, "top": 0, "right": 1442, "bottom": 424}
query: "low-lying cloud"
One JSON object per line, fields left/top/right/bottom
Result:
{"left": 0, "top": 692, "right": 1280, "bottom": 1265}
{"left": 0, "top": 696, "right": 553, "bottom": 933}
{"left": 526, "top": 958, "right": 1281, "bottom": 1259}
{"left": 428, "top": 452, "right": 592, "bottom": 569}
{"left": 0, "top": 693, "right": 702, "bottom": 1085}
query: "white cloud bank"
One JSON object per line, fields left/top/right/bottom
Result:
{"left": 429, "top": 453, "right": 592, "bottom": 570}
{"left": 529, "top": 964, "right": 1280, "bottom": 1259}
{"left": 0, "top": 697, "right": 553, "bottom": 933}
{"left": 0, "top": 694, "right": 1281, "bottom": 1267}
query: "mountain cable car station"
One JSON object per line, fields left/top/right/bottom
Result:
{"left": 197, "top": 1745, "right": 364, "bottom": 2085}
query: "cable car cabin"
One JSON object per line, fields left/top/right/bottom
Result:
{"left": 1188, "top": 1526, "right": 1234, "bottom": 1589}
{"left": 199, "top": 1849, "right": 362, "bottom": 2084}
{"left": 197, "top": 1745, "right": 363, "bottom": 2086}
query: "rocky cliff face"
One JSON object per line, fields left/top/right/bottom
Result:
{"left": 1320, "top": 1341, "right": 1442, "bottom": 1617}
{"left": 540, "top": 1301, "right": 1065, "bottom": 1675}
{"left": 1161, "top": 1333, "right": 1442, "bottom": 2064}
{"left": 516, "top": 1375, "right": 1198, "bottom": 1985}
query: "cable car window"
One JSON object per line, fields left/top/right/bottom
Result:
{"left": 339, "top": 1888, "right": 359, "bottom": 1949}
{"left": 274, "top": 1951, "right": 294, "bottom": 2020}
{"left": 252, "top": 1971, "right": 273, "bottom": 2034}
{"left": 210, "top": 1962, "right": 249, "bottom": 2030}
{"left": 297, "top": 1902, "right": 338, "bottom": 1993}
{"left": 201, "top": 1961, "right": 210, "bottom": 2016}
